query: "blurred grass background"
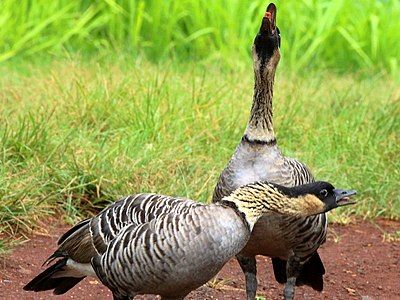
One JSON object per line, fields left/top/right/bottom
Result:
{"left": 0, "top": 0, "right": 399, "bottom": 248}
{"left": 1, "top": 0, "right": 399, "bottom": 74}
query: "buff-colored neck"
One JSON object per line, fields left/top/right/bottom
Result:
{"left": 223, "top": 182, "right": 325, "bottom": 230}
{"left": 245, "top": 49, "right": 280, "bottom": 142}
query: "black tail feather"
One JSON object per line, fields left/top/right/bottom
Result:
{"left": 23, "top": 258, "right": 85, "bottom": 294}
{"left": 272, "top": 252, "right": 325, "bottom": 291}
{"left": 53, "top": 277, "right": 84, "bottom": 295}
{"left": 272, "top": 257, "right": 287, "bottom": 284}
{"left": 296, "top": 252, "right": 325, "bottom": 291}
{"left": 113, "top": 293, "right": 131, "bottom": 300}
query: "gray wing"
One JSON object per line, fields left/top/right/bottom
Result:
{"left": 51, "top": 194, "right": 200, "bottom": 263}
{"left": 92, "top": 204, "right": 247, "bottom": 299}
{"left": 92, "top": 214, "right": 190, "bottom": 298}
{"left": 89, "top": 194, "right": 200, "bottom": 254}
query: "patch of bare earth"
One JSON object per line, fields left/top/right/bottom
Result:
{"left": 0, "top": 219, "right": 399, "bottom": 300}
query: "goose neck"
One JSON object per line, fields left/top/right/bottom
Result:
{"left": 244, "top": 69, "right": 276, "bottom": 143}
{"left": 223, "top": 183, "right": 326, "bottom": 231}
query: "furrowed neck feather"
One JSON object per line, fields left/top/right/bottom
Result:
{"left": 222, "top": 182, "right": 325, "bottom": 230}
{"left": 245, "top": 49, "right": 280, "bottom": 143}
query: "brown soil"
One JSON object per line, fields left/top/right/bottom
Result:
{"left": 0, "top": 219, "right": 399, "bottom": 300}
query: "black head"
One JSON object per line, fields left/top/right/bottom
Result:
{"left": 286, "top": 181, "right": 357, "bottom": 212}
{"left": 253, "top": 3, "right": 281, "bottom": 65}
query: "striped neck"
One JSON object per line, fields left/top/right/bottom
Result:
{"left": 222, "top": 182, "right": 325, "bottom": 230}
{"left": 244, "top": 49, "right": 279, "bottom": 143}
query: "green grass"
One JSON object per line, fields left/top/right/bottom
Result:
{"left": 0, "top": 57, "right": 399, "bottom": 246}
{"left": 1, "top": 0, "right": 399, "bottom": 75}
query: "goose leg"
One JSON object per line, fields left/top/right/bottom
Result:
{"left": 237, "top": 255, "right": 257, "bottom": 300}
{"left": 283, "top": 256, "right": 301, "bottom": 300}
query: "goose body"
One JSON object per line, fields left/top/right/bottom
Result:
{"left": 24, "top": 181, "right": 354, "bottom": 299}
{"left": 26, "top": 194, "right": 250, "bottom": 299}
{"left": 93, "top": 198, "right": 249, "bottom": 299}
{"left": 221, "top": 141, "right": 313, "bottom": 192}
{"left": 212, "top": 4, "right": 327, "bottom": 299}
{"left": 214, "top": 141, "right": 321, "bottom": 260}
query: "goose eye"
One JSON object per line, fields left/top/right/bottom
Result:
{"left": 320, "top": 189, "right": 328, "bottom": 197}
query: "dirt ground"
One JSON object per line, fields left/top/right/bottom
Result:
{"left": 0, "top": 219, "right": 399, "bottom": 300}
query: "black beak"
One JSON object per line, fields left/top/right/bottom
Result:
{"left": 260, "top": 3, "right": 277, "bottom": 35}
{"left": 333, "top": 189, "right": 357, "bottom": 206}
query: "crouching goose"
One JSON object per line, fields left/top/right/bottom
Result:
{"left": 213, "top": 3, "right": 330, "bottom": 300}
{"left": 24, "top": 181, "right": 356, "bottom": 299}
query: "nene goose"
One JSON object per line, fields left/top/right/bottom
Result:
{"left": 24, "top": 181, "right": 355, "bottom": 300}
{"left": 212, "top": 4, "right": 329, "bottom": 300}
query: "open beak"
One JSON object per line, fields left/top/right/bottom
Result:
{"left": 333, "top": 189, "right": 357, "bottom": 206}
{"left": 260, "top": 3, "right": 277, "bottom": 35}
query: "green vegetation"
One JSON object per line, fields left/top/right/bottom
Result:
{"left": 1, "top": 0, "right": 399, "bottom": 75}
{"left": 0, "top": 58, "right": 399, "bottom": 244}
{"left": 0, "top": 1, "right": 399, "bottom": 250}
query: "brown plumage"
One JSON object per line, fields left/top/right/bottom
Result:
{"left": 212, "top": 3, "right": 330, "bottom": 300}
{"left": 24, "top": 181, "right": 355, "bottom": 299}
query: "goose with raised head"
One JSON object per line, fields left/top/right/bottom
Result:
{"left": 24, "top": 181, "right": 356, "bottom": 299}
{"left": 213, "top": 3, "right": 330, "bottom": 300}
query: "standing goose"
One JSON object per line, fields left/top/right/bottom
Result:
{"left": 213, "top": 3, "right": 328, "bottom": 300}
{"left": 24, "top": 181, "right": 356, "bottom": 299}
